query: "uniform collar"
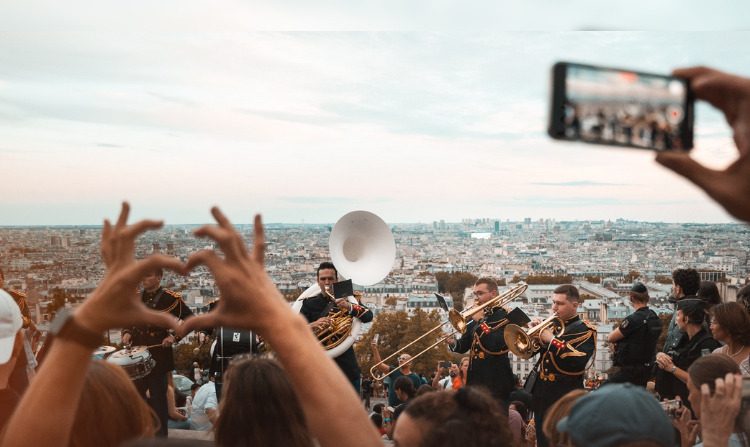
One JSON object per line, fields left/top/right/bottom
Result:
{"left": 143, "top": 287, "right": 162, "bottom": 300}
{"left": 564, "top": 314, "right": 580, "bottom": 324}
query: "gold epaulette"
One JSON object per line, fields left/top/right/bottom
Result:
{"left": 164, "top": 289, "right": 182, "bottom": 299}
{"left": 8, "top": 289, "right": 27, "bottom": 299}
{"left": 583, "top": 320, "right": 597, "bottom": 331}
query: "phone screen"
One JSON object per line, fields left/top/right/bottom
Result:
{"left": 548, "top": 62, "right": 693, "bottom": 151}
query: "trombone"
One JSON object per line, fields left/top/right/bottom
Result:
{"left": 503, "top": 314, "right": 565, "bottom": 359}
{"left": 370, "top": 282, "right": 528, "bottom": 381}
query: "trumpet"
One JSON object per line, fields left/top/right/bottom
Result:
{"left": 503, "top": 314, "right": 565, "bottom": 359}
{"left": 370, "top": 283, "right": 528, "bottom": 381}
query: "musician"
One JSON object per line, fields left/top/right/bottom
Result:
{"left": 607, "top": 282, "right": 662, "bottom": 387}
{"left": 449, "top": 278, "right": 517, "bottom": 403}
{"left": 528, "top": 284, "right": 596, "bottom": 447}
{"left": 299, "top": 262, "right": 373, "bottom": 393}
{"left": 121, "top": 268, "right": 193, "bottom": 437}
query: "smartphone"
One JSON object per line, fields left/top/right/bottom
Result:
{"left": 548, "top": 62, "right": 694, "bottom": 151}
{"left": 660, "top": 398, "right": 682, "bottom": 418}
{"left": 440, "top": 361, "right": 452, "bottom": 369}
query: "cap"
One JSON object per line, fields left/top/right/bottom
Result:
{"left": 630, "top": 282, "right": 648, "bottom": 294}
{"left": 557, "top": 383, "right": 674, "bottom": 447}
{"left": 676, "top": 297, "right": 707, "bottom": 314}
{"left": 0, "top": 290, "right": 23, "bottom": 364}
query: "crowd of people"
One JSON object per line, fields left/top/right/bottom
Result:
{"left": 0, "top": 65, "right": 750, "bottom": 446}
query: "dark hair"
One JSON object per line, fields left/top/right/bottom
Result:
{"left": 394, "top": 375, "right": 416, "bottom": 400}
{"left": 509, "top": 400, "right": 529, "bottom": 423}
{"left": 215, "top": 358, "right": 313, "bottom": 447}
{"left": 553, "top": 284, "right": 580, "bottom": 302}
{"left": 736, "top": 284, "right": 750, "bottom": 314}
{"left": 698, "top": 281, "right": 722, "bottom": 307}
{"left": 416, "top": 384, "right": 436, "bottom": 396}
{"left": 688, "top": 354, "right": 740, "bottom": 393}
{"left": 372, "top": 403, "right": 384, "bottom": 415}
{"left": 679, "top": 303, "right": 707, "bottom": 325}
{"left": 0, "top": 267, "right": 4, "bottom": 281}
{"left": 316, "top": 262, "right": 337, "bottom": 280}
{"left": 475, "top": 278, "right": 499, "bottom": 293}
{"left": 711, "top": 302, "right": 750, "bottom": 345}
{"left": 672, "top": 268, "right": 700, "bottom": 296}
{"left": 404, "top": 388, "right": 514, "bottom": 447}
{"left": 370, "top": 413, "right": 383, "bottom": 429}
{"left": 629, "top": 290, "right": 649, "bottom": 304}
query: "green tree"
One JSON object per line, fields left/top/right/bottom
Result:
{"left": 655, "top": 275, "right": 673, "bottom": 285}
{"left": 434, "top": 271, "right": 478, "bottom": 310}
{"left": 173, "top": 337, "right": 213, "bottom": 376}
{"left": 624, "top": 270, "right": 641, "bottom": 283}
{"left": 585, "top": 275, "right": 602, "bottom": 284}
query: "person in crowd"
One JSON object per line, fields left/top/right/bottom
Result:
{"left": 528, "top": 284, "right": 596, "bottom": 447}
{"left": 431, "top": 361, "right": 452, "bottom": 390}
{"left": 608, "top": 282, "right": 662, "bottom": 386}
{"left": 710, "top": 302, "right": 750, "bottom": 375}
{"left": 655, "top": 268, "right": 701, "bottom": 398}
{"left": 300, "top": 262, "right": 373, "bottom": 393}
{"left": 416, "top": 384, "right": 435, "bottom": 396}
{"left": 1, "top": 203, "right": 382, "bottom": 447}
{"left": 193, "top": 361, "right": 202, "bottom": 385}
{"left": 370, "top": 345, "right": 421, "bottom": 407}
{"left": 68, "top": 360, "right": 158, "bottom": 447}
{"left": 507, "top": 401, "right": 526, "bottom": 446}
{"left": 121, "top": 267, "right": 194, "bottom": 436}
{"left": 540, "top": 389, "right": 587, "bottom": 447}
{"left": 655, "top": 298, "right": 721, "bottom": 403}
{"left": 214, "top": 356, "right": 313, "bottom": 447}
{"left": 696, "top": 371, "right": 745, "bottom": 447}
{"left": 0, "top": 290, "right": 24, "bottom": 433}
{"left": 556, "top": 383, "right": 674, "bottom": 447}
{"left": 673, "top": 354, "right": 744, "bottom": 447}
{"left": 393, "top": 387, "right": 514, "bottom": 447}
{"left": 392, "top": 375, "right": 417, "bottom": 423}
{"left": 736, "top": 284, "right": 750, "bottom": 314}
{"left": 361, "top": 374, "right": 373, "bottom": 409}
{"left": 451, "top": 357, "right": 469, "bottom": 390}
{"left": 450, "top": 278, "right": 520, "bottom": 402}
{"left": 0, "top": 268, "right": 38, "bottom": 397}
{"left": 167, "top": 383, "right": 189, "bottom": 430}
{"left": 699, "top": 281, "right": 723, "bottom": 309}
{"left": 370, "top": 413, "right": 386, "bottom": 437}
{"left": 189, "top": 377, "right": 218, "bottom": 431}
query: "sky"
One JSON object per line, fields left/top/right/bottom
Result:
{"left": 2, "top": 1, "right": 750, "bottom": 225}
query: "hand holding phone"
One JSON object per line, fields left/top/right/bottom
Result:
{"left": 549, "top": 62, "right": 694, "bottom": 151}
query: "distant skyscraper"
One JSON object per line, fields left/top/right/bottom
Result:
{"left": 494, "top": 221, "right": 500, "bottom": 234}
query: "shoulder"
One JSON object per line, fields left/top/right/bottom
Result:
{"left": 163, "top": 289, "right": 183, "bottom": 300}
{"left": 7, "top": 289, "right": 26, "bottom": 300}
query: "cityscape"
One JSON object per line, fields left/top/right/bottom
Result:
{"left": 2, "top": 217, "right": 748, "bottom": 379}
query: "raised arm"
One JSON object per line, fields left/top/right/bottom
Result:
{"left": 176, "top": 208, "right": 381, "bottom": 447}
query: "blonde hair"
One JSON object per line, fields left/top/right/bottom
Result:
{"left": 69, "top": 360, "right": 156, "bottom": 447}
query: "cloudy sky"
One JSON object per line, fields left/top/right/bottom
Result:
{"left": 2, "top": 1, "right": 749, "bottom": 225}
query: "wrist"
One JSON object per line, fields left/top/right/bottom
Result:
{"left": 670, "top": 365, "right": 677, "bottom": 373}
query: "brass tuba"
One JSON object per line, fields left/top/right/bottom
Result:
{"left": 503, "top": 314, "right": 565, "bottom": 359}
{"left": 293, "top": 211, "right": 395, "bottom": 358}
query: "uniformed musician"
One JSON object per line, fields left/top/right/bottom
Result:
{"left": 450, "top": 278, "right": 524, "bottom": 403}
{"left": 607, "top": 282, "right": 662, "bottom": 387}
{"left": 300, "top": 262, "right": 373, "bottom": 393}
{"left": 121, "top": 268, "right": 193, "bottom": 437}
{"left": 528, "top": 284, "right": 596, "bottom": 447}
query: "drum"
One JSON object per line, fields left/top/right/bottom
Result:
{"left": 106, "top": 346, "right": 156, "bottom": 380}
{"left": 92, "top": 345, "right": 116, "bottom": 360}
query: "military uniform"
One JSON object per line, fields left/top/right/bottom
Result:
{"left": 609, "top": 306, "right": 662, "bottom": 387}
{"left": 300, "top": 293, "right": 373, "bottom": 393}
{"left": 451, "top": 306, "right": 516, "bottom": 402}
{"left": 530, "top": 315, "right": 596, "bottom": 447}
{"left": 122, "top": 287, "right": 193, "bottom": 437}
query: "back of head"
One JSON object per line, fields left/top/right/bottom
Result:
{"left": 70, "top": 360, "right": 156, "bottom": 447}
{"left": 711, "top": 302, "right": 750, "bottom": 345}
{"left": 394, "top": 375, "right": 416, "bottom": 399}
{"left": 688, "top": 354, "right": 740, "bottom": 392}
{"left": 737, "top": 284, "right": 750, "bottom": 314}
{"left": 672, "top": 268, "right": 700, "bottom": 296}
{"left": 542, "top": 389, "right": 587, "bottom": 446}
{"left": 404, "top": 387, "right": 513, "bottom": 447}
{"left": 557, "top": 383, "right": 674, "bottom": 447}
{"left": 698, "top": 281, "right": 722, "bottom": 307}
{"left": 215, "top": 357, "right": 313, "bottom": 447}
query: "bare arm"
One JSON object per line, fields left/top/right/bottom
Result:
{"left": 177, "top": 208, "right": 381, "bottom": 447}
{"left": 608, "top": 328, "right": 624, "bottom": 343}
{"left": 370, "top": 341, "right": 391, "bottom": 374}
{"left": 1, "top": 203, "right": 183, "bottom": 447}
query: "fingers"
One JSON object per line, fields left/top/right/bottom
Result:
{"left": 252, "top": 214, "right": 265, "bottom": 265}
{"left": 139, "top": 309, "right": 180, "bottom": 331}
{"left": 121, "top": 219, "right": 164, "bottom": 241}
{"left": 115, "top": 202, "right": 130, "bottom": 229}
{"left": 672, "top": 66, "right": 718, "bottom": 81}
{"left": 194, "top": 225, "right": 245, "bottom": 263}
{"left": 655, "top": 152, "right": 720, "bottom": 192}
{"left": 177, "top": 313, "right": 220, "bottom": 338}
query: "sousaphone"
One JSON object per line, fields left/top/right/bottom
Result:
{"left": 293, "top": 211, "right": 396, "bottom": 358}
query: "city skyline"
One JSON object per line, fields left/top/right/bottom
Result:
{"left": 2, "top": 3, "right": 749, "bottom": 225}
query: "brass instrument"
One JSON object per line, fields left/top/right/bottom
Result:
{"left": 311, "top": 286, "right": 356, "bottom": 350}
{"left": 503, "top": 314, "right": 565, "bottom": 359}
{"left": 370, "top": 282, "right": 528, "bottom": 381}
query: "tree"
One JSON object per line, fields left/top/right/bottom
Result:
{"left": 655, "top": 275, "right": 673, "bottom": 285}
{"left": 434, "top": 271, "right": 478, "bottom": 310}
{"left": 624, "top": 270, "right": 641, "bottom": 283}
{"left": 173, "top": 336, "right": 213, "bottom": 377}
{"left": 355, "top": 309, "right": 454, "bottom": 378}
{"left": 585, "top": 275, "right": 602, "bottom": 284}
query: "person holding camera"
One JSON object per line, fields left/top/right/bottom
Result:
{"left": 608, "top": 282, "right": 662, "bottom": 387}
{"left": 655, "top": 298, "right": 720, "bottom": 404}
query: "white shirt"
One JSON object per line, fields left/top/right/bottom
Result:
{"left": 190, "top": 381, "right": 217, "bottom": 431}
